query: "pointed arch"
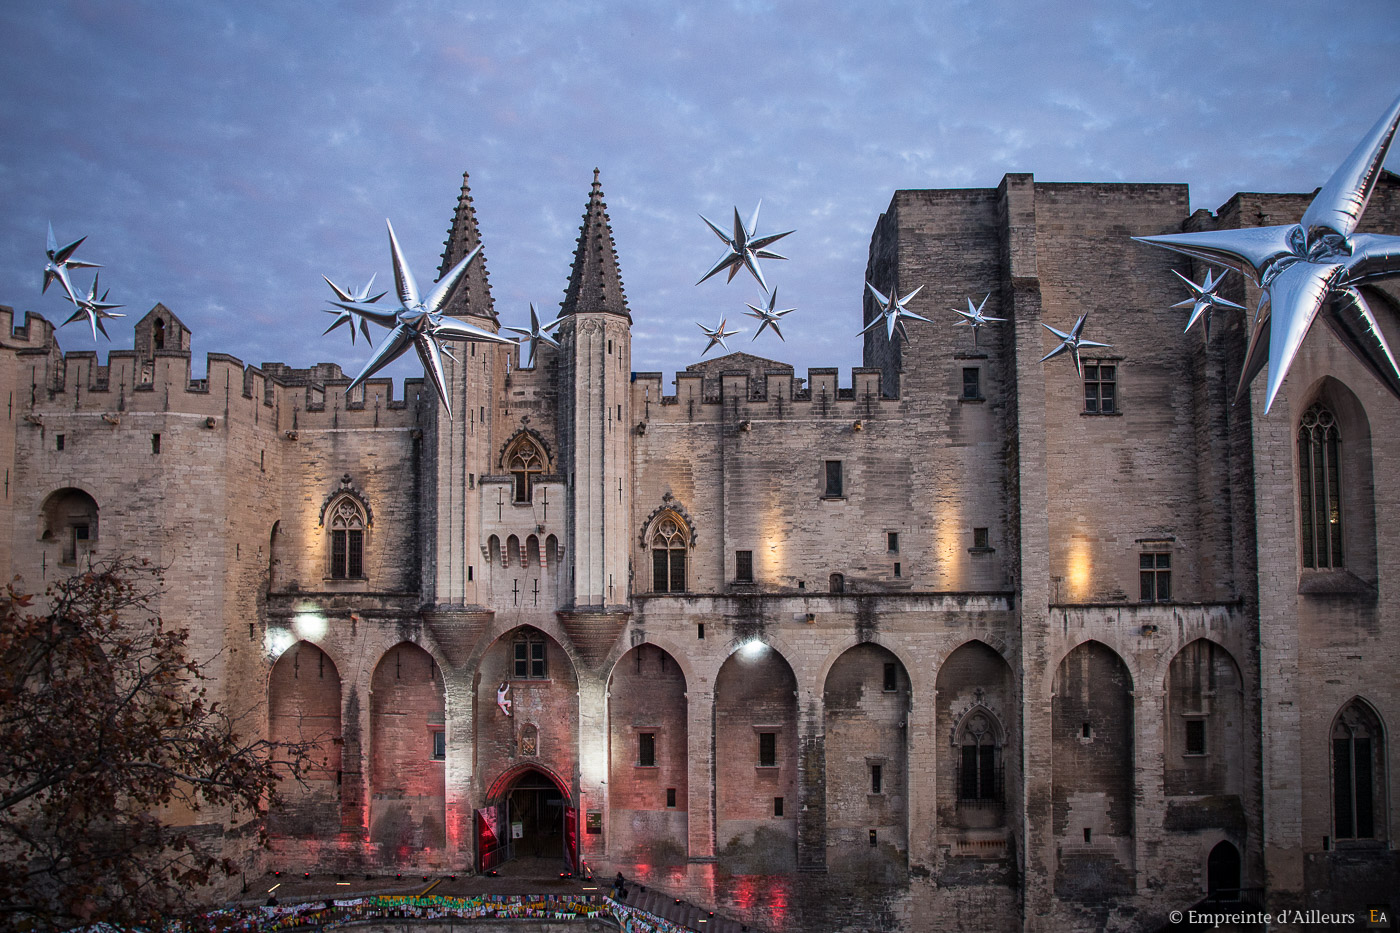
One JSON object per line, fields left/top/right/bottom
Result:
{"left": 608, "top": 643, "right": 689, "bottom": 863}
{"left": 1296, "top": 377, "right": 1377, "bottom": 582}
{"left": 321, "top": 476, "right": 370, "bottom": 581}
{"left": 642, "top": 507, "right": 691, "bottom": 593}
{"left": 1163, "top": 638, "right": 1245, "bottom": 797}
{"left": 39, "top": 487, "right": 99, "bottom": 566}
{"left": 1332, "top": 697, "right": 1388, "bottom": 842}
{"left": 369, "top": 642, "right": 446, "bottom": 857}
{"left": 500, "top": 430, "right": 550, "bottom": 503}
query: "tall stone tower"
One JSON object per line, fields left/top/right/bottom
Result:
{"left": 556, "top": 170, "right": 632, "bottom": 612}
{"left": 426, "top": 171, "right": 509, "bottom": 607}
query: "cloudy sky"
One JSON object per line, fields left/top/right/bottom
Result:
{"left": 2, "top": 1, "right": 1398, "bottom": 390}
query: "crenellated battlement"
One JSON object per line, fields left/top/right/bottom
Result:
{"left": 16, "top": 305, "right": 426, "bottom": 431}
{"left": 631, "top": 364, "right": 900, "bottom": 426}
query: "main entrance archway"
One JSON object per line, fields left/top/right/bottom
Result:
{"left": 478, "top": 764, "right": 577, "bottom": 873}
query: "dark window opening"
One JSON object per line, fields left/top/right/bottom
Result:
{"left": 893, "top": 562, "right": 901, "bottom": 577}
{"left": 432, "top": 730, "right": 446, "bottom": 761}
{"left": 973, "top": 527, "right": 990, "bottom": 549}
{"left": 651, "top": 516, "right": 688, "bottom": 592}
{"left": 883, "top": 662, "right": 897, "bottom": 692}
{"left": 639, "top": 732, "right": 656, "bottom": 767}
{"left": 1083, "top": 827, "right": 1092, "bottom": 843}
{"left": 513, "top": 632, "right": 549, "bottom": 680}
{"left": 1185, "top": 718, "right": 1206, "bottom": 756}
{"left": 666, "top": 787, "right": 677, "bottom": 808}
{"left": 829, "top": 572, "right": 845, "bottom": 594}
{"left": 1084, "top": 363, "right": 1116, "bottom": 414}
{"left": 1140, "top": 552, "right": 1171, "bottom": 602}
{"left": 55, "top": 434, "right": 64, "bottom": 451}
{"left": 871, "top": 764, "right": 883, "bottom": 794}
{"left": 151, "top": 433, "right": 161, "bottom": 454}
{"left": 1334, "top": 703, "right": 1382, "bottom": 840}
{"left": 153, "top": 318, "right": 166, "bottom": 350}
{"left": 773, "top": 797, "right": 784, "bottom": 817}
{"left": 887, "top": 531, "right": 899, "bottom": 552}
{"left": 735, "top": 550, "right": 754, "bottom": 584}
{"left": 962, "top": 367, "right": 981, "bottom": 399}
{"left": 759, "top": 732, "right": 776, "bottom": 767}
{"left": 824, "top": 460, "right": 843, "bottom": 497}
{"left": 1299, "top": 402, "right": 1344, "bottom": 569}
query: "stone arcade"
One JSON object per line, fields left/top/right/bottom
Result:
{"left": 5, "top": 167, "right": 1400, "bottom": 931}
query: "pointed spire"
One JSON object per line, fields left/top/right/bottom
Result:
{"left": 438, "top": 170, "right": 495, "bottom": 320}
{"left": 560, "top": 168, "right": 631, "bottom": 320}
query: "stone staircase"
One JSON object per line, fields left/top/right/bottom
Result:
{"left": 619, "top": 886, "right": 750, "bottom": 933}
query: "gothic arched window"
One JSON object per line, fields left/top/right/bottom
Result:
{"left": 504, "top": 435, "right": 546, "bottom": 504}
{"left": 957, "top": 709, "right": 1003, "bottom": 807}
{"left": 650, "top": 514, "right": 688, "bottom": 593}
{"left": 1299, "top": 402, "right": 1344, "bottom": 569}
{"left": 327, "top": 496, "right": 366, "bottom": 579}
{"left": 1333, "top": 700, "right": 1386, "bottom": 841}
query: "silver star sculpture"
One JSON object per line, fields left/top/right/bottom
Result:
{"left": 696, "top": 201, "right": 793, "bottom": 293}
{"left": 744, "top": 288, "right": 796, "bottom": 341}
{"left": 697, "top": 316, "right": 742, "bottom": 356}
{"left": 1172, "top": 268, "right": 1244, "bottom": 344}
{"left": 1041, "top": 313, "right": 1111, "bottom": 375}
{"left": 61, "top": 272, "right": 124, "bottom": 342}
{"left": 43, "top": 223, "right": 100, "bottom": 303}
{"left": 1135, "top": 91, "right": 1400, "bottom": 413}
{"left": 329, "top": 220, "right": 515, "bottom": 418}
{"left": 860, "top": 281, "right": 931, "bottom": 345}
{"left": 322, "top": 273, "right": 387, "bottom": 346}
{"left": 504, "top": 303, "right": 562, "bottom": 366}
{"left": 952, "top": 293, "right": 1005, "bottom": 347}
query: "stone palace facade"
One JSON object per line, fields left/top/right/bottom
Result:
{"left": 4, "top": 167, "right": 1399, "bottom": 931}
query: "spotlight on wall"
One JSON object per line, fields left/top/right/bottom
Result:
{"left": 739, "top": 638, "right": 768, "bottom": 659}
{"left": 1140, "top": 623, "right": 1159, "bottom": 636}
{"left": 853, "top": 420, "right": 863, "bottom": 431}
{"left": 805, "top": 613, "right": 816, "bottom": 624}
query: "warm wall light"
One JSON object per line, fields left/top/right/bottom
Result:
{"left": 853, "top": 420, "right": 863, "bottom": 431}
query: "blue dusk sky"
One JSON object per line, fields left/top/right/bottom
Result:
{"left": 1, "top": 0, "right": 1397, "bottom": 390}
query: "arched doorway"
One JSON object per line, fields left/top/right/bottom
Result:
{"left": 1206, "top": 841, "right": 1241, "bottom": 902}
{"left": 479, "top": 765, "right": 576, "bottom": 873}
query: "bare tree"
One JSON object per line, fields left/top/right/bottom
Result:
{"left": 0, "top": 559, "right": 312, "bottom": 931}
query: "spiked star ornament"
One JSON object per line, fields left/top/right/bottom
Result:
{"left": 504, "top": 303, "right": 562, "bottom": 366}
{"left": 329, "top": 220, "right": 514, "bottom": 418}
{"left": 696, "top": 201, "right": 793, "bottom": 293}
{"left": 697, "top": 316, "right": 742, "bottom": 356}
{"left": 744, "top": 288, "right": 796, "bottom": 341}
{"left": 952, "top": 293, "right": 1005, "bottom": 347}
{"left": 322, "top": 274, "right": 387, "bottom": 346}
{"left": 61, "top": 272, "right": 124, "bottom": 342}
{"left": 860, "top": 281, "right": 931, "bottom": 345}
{"left": 1041, "top": 313, "right": 1111, "bottom": 375}
{"left": 1172, "top": 268, "right": 1244, "bottom": 344}
{"left": 1136, "top": 92, "right": 1400, "bottom": 413}
{"left": 43, "top": 223, "right": 101, "bottom": 303}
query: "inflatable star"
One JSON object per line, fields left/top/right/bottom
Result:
{"left": 860, "top": 281, "right": 930, "bottom": 345}
{"left": 505, "top": 303, "right": 562, "bottom": 366}
{"left": 60, "top": 272, "right": 124, "bottom": 342}
{"left": 697, "top": 316, "right": 741, "bottom": 355}
{"left": 1172, "top": 268, "right": 1244, "bottom": 344}
{"left": 696, "top": 201, "right": 792, "bottom": 293}
{"left": 322, "top": 273, "right": 387, "bottom": 345}
{"left": 1041, "top": 313, "right": 1111, "bottom": 375}
{"left": 744, "top": 288, "right": 795, "bottom": 341}
{"left": 330, "top": 220, "right": 514, "bottom": 418}
{"left": 1136, "top": 92, "right": 1400, "bottom": 412}
{"left": 952, "top": 293, "right": 1005, "bottom": 347}
{"left": 43, "top": 223, "right": 100, "bottom": 303}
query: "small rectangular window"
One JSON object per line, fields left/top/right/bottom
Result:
{"left": 530, "top": 639, "right": 547, "bottom": 679}
{"left": 887, "top": 532, "right": 899, "bottom": 552}
{"left": 759, "top": 732, "right": 776, "bottom": 767}
{"left": 639, "top": 732, "right": 656, "bottom": 767}
{"left": 697, "top": 622, "right": 705, "bottom": 640}
{"left": 513, "top": 641, "right": 529, "bottom": 679}
{"left": 666, "top": 787, "right": 677, "bottom": 808}
{"left": 883, "top": 662, "right": 897, "bottom": 692}
{"left": 1084, "top": 363, "right": 1117, "bottom": 414}
{"left": 824, "top": 460, "right": 843, "bottom": 497}
{"left": 871, "top": 764, "right": 883, "bottom": 794}
{"left": 893, "top": 562, "right": 901, "bottom": 577}
{"left": 1185, "top": 718, "right": 1206, "bottom": 756}
{"left": 151, "top": 433, "right": 161, "bottom": 454}
{"left": 331, "top": 530, "right": 347, "bottom": 579}
{"left": 432, "top": 730, "right": 446, "bottom": 761}
{"left": 735, "top": 550, "right": 754, "bottom": 584}
{"left": 468, "top": 565, "right": 474, "bottom": 582}
{"left": 1083, "top": 827, "right": 1092, "bottom": 843}
{"left": 973, "top": 527, "right": 990, "bottom": 550}
{"left": 962, "top": 367, "right": 981, "bottom": 399}
{"left": 1140, "top": 552, "right": 1171, "bottom": 602}
{"left": 773, "top": 796, "right": 784, "bottom": 817}
{"left": 56, "top": 434, "right": 64, "bottom": 451}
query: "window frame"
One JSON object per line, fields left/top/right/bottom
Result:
{"left": 962, "top": 366, "right": 982, "bottom": 400}
{"left": 512, "top": 631, "right": 550, "bottom": 681}
{"left": 1299, "top": 402, "right": 1344, "bottom": 570}
{"left": 638, "top": 731, "right": 657, "bottom": 768}
{"left": 735, "top": 550, "right": 754, "bottom": 584}
{"left": 823, "top": 460, "right": 844, "bottom": 498}
{"left": 1139, "top": 551, "right": 1171, "bottom": 603}
{"left": 326, "top": 496, "right": 368, "bottom": 581}
{"left": 649, "top": 513, "right": 689, "bottom": 593}
{"left": 758, "top": 731, "right": 777, "bottom": 768}
{"left": 1083, "top": 361, "right": 1118, "bottom": 415}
